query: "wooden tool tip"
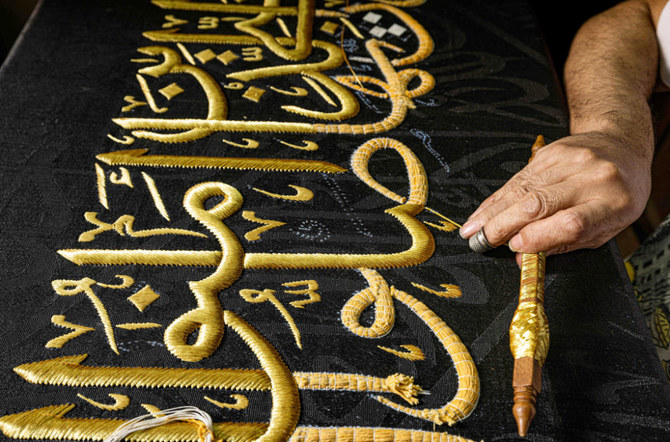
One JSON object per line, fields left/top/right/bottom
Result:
{"left": 513, "top": 385, "right": 537, "bottom": 437}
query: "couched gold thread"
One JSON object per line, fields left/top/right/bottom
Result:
{"left": 77, "top": 393, "right": 130, "bottom": 411}
{"left": 281, "top": 72, "right": 359, "bottom": 121}
{"left": 116, "top": 323, "right": 163, "bottom": 330}
{"left": 411, "top": 283, "right": 462, "bottom": 298}
{"left": 287, "top": 426, "right": 476, "bottom": 442}
{"left": 164, "top": 183, "right": 244, "bottom": 362}
{"left": 341, "top": 268, "right": 395, "bottom": 338}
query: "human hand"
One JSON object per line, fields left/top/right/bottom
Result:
{"left": 459, "top": 132, "right": 652, "bottom": 258}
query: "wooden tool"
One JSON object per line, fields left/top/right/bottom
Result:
{"left": 509, "top": 136, "right": 550, "bottom": 436}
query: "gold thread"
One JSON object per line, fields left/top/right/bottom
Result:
{"left": 411, "top": 283, "right": 462, "bottom": 298}
{"left": 269, "top": 86, "right": 308, "bottom": 96}
{"left": 165, "top": 183, "right": 244, "bottom": 362}
{"left": 163, "top": 14, "right": 189, "bottom": 28}
{"left": 276, "top": 17, "right": 292, "bottom": 37}
{"left": 302, "top": 75, "right": 337, "bottom": 106}
{"left": 239, "top": 289, "right": 302, "bottom": 349}
{"left": 241, "top": 47, "right": 263, "bottom": 61}
{"left": 204, "top": 394, "right": 249, "bottom": 410}
{"left": 242, "top": 211, "right": 286, "bottom": 241}
{"left": 136, "top": 74, "right": 168, "bottom": 113}
{"left": 78, "top": 212, "right": 206, "bottom": 242}
{"left": 424, "top": 220, "right": 458, "bottom": 232}
{"left": 97, "top": 274, "right": 135, "bottom": 289}
{"left": 377, "top": 344, "right": 426, "bottom": 361}
{"left": 341, "top": 268, "right": 395, "bottom": 338}
{"left": 109, "top": 167, "right": 134, "bottom": 188}
{"left": 424, "top": 206, "right": 462, "bottom": 228}
{"left": 279, "top": 140, "right": 318, "bottom": 151}
{"left": 282, "top": 280, "right": 320, "bottom": 308}
{"left": 77, "top": 393, "right": 130, "bottom": 411}
{"left": 339, "top": 17, "right": 364, "bottom": 39}
{"left": 222, "top": 138, "right": 259, "bottom": 149}
{"left": 97, "top": 149, "right": 346, "bottom": 173}
{"left": 106, "top": 134, "right": 135, "bottom": 145}
{"left": 95, "top": 163, "right": 108, "bottom": 210}
{"left": 288, "top": 427, "right": 476, "bottom": 441}
{"left": 51, "top": 279, "right": 119, "bottom": 355}
{"left": 121, "top": 95, "right": 147, "bottom": 112}
{"left": 127, "top": 285, "right": 161, "bottom": 312}
{"left": 252, "top": 185, "right": 314, "bottom": 202}
{"left": 116, "top": 323, "right": 163, "bottom": 330}
{"left": 142, "top": 172, "right": 171, "bottom": 221}
{"left": 45, "top": 315, "right": 95, "bottom": 349}
{"left": 176, "top": 42, "right": 196, "bottom": 64}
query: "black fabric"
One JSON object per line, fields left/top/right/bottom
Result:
{"left": 0, "top": 0, "right": 669, "bottom": 440}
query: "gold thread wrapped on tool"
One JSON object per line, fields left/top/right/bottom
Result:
{"left": 509, "top": 252, "right": 549, "bottom": 365}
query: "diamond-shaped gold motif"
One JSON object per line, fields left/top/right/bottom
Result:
{"left": 127, "top": 285, "right": 160, "bottom": 312}
{"left": 217, "top": 50, "right": 239, "bottom": 66}
{"left": 242, "top": 86, "right": 266, "bottom": 102}
{"left": 158, "top": 83, "right": 184, "bottom": 100}
{"left": 320, "top": 21, "right": 339, "bottom": 35}
{"left": 195, "top": 48, "right": 217, "bottom": 64}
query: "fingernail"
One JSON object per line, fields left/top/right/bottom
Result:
{"left": 459, "top": 220, "right": 480, "bottom": 239}
{"left": 509, "top": 235, "right": 523, "bottom": 252}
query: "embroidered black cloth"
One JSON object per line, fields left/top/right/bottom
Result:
{"left": 0, "top": 0, "right": 669, "bottom": 441}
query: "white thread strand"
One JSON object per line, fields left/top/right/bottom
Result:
{"left": 103, "top": 406, "right": 215, "bottom": 442}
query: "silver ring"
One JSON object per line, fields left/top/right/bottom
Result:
{"left": 469, "top": 228, "right": 494, "bottom": 253}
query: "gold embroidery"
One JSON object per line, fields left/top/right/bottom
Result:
{"left": 140, "top": 404, "right": 163, "bottom": 416}
{"left": 127, "top": 285, "right": 161, "bottom": 312}
{"left": 77, "top": 393, "right": 130, "bottom": 411}
{"left": 162, "top": 14, "right": 188, "bottom": 28}
{"left": 242, "top": 86, "right": 266, "bottom": 102}
{"left": 377, "top": 344, "right": 426, "bottom": 361}
{"left": 269, "top": 86, "right": 308, "bottom": 96}
{"left": 217, "top": 50, "right": 240, "bottom": 65}
{"left": 239, "top": 289, "right": 302, "bottom": 349}
{"left": 411, "top": 283, "right": 462, "bottom": 298}
{"left": 204, "top": 394, "right": 249, "bottom": 410}
{"left": 136, "top": 74, "right": 168, "bottom": 113}
{"left": 121, "top": 95, "right": 147, "bottom": 112}
{"left": 241, "top": 211, "right": 286, "bottom": 241}
{"left": 116, "top": 323, "right": 163, "bottom": 330}
{"left": 176, "top": 42, "right": 196, "bottom": 65}
{"left": 293, "top": 372, "right": 421, "bottom": 405}
{"left": 276, "top": 17, "right": 292, "bottom": 37}
{"left": 241, "top": 47, "right": 263, "bottom": 61}
{"left": 141, "top": 172, "right": 171, "bottom": 221}
{"left": 224, "top": 81, "right": 245, "bottom": 90}
{"left": 109, "top": 167, "right": 133, "bottom": 187}
{"left": 45, "top": 316, "right": 95, "bottom": 349}
{"left": 198, "top": 16, "right": 219, "bottom": 30}
{"left": 288, "top": 427, "right": 476, "bottom": 442}
{"left": 282, "top": 280, "right": 320, "bottom": 308}
{"left": 320, "top": 21, "right": 339, "bottom": 35}
{"left": 424, "top": 220, "right": 459, "bottom": 232}
{"left": 164, "top": 183, "right": 244, "bottom": 362}
{"left": 302, "top": 74, "right": 338, "bottom": 105}
{"left": 158, "top": 82, "right": 184, "bottom": 99}
{"left": 97, "top": 274, "right": 134, "bottom": 289}
{"left": 340, "top": 17, "right": 364, "bottom": 39}
{"left": 106, "top": 134, "right": 135, "bottom": 145}
{"left": 253, "top": 185, "right": 314, "bottom": 202}
{"left": 341, "top": 268, "right": 395, "bottom": 338}
{"left": 194, "top": 48, "right": 217, "bottom": 64}
{"left": 96, "top": 149, "right": 346, "bottom": 173}
{"left": 95, "top": 163, "right": 108, "bottom": 210}
{"left": 77, "top": 212, "right": 206, "bottom": 242}
{"left": 279, "top": 140, "right": 318, "bottom": 151}
{"left": 222, "top": 138, "right": 259, "bottom": 149}
{"left": 51, "top": 279, "right": 119, "bottom": 355}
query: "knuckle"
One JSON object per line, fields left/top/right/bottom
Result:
{"left": 521, "top": 191, "right": 552, "bottom": 219}
{"left": 486, "top": 219, "right": 508, "bottom": 244}
{"left": 593, "top": 161, "right": 621, "bottom": 183}
{"left": 559, "top": 210, "right": 587, "bottom": 242}
{"left": 510, "top": 184, "right": 531, "bottom": 201}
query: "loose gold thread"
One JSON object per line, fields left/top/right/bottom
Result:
{"left": 301, "top": 75, "right": 337, "bottom": 107}
{"left": 411, "top": 283, "right": 462, "bottom": 298}
{"left": 136, "top": 74, "right": 168, "bottom": 113}
{"left": 51, "top": 279, "right": 119, "bottom": 355}
{"left": 78, "top": 212, "right": 207, "bottom": 242}
{"left": 116, "top": 323, "right": 163, "bottom": 330}
{"left": 241, "top": 211, "right": 286, "bottom": 241}
{"left": 77, "top": 393, "right": 130, "bottom": 411}
{"left": 279, "top": 140, "right": 319, "bottom": 151}
{"left": 224, "top": 310, "right": 300, "bottom": 442}
{"left": 292, "top": 372, "right": 421, "bottom": 404}
{"left": 275, "top": 17, "right": 292, "bottom": 37}
{"left": 282, "top": 280, "right": 320, "bottom": 308}
{"left": 252, "top": 185, "right": 314, "bottom": 202}
{"left": 239, "top": 289, "right": 302, "bottom": 349}
{"left": 45, "top": 315, "right": 95, "bottom": 349}
{"left": 95, "top": 163, "right": 108, "bottom": 210}
{"left": 107, "top": 134, "right": 135, "bottom": 145}
{"left": 204, "top": 394, "right": 249, "bottom": 410}
{"left": 96, "top": 149, "right": 346, "bottom": 173}
{"left": 371, "top": 279, "right": 479, "bottom": 426}
{"left": 176, "top": 42, "right": 196, "bottom": 65}
{"left": 142, "top": 172, "right": 171, "bottom": 221}
{"left": 222, "top": 138, "right": 259, "bottom": 149}
{"left": 377, "top": 344, "right": 426, "bottom": 361}
{"left": 165, "top": 183, "right": 244, "bottom": 362}
{"left": 287, "top": 426, "right": 476, "bottom": 441}
{"left": 341, "top": 267, "right": 395, "bottom": 338}
{"left": 424, "top": 206, "right": 462, "bottom": 229}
